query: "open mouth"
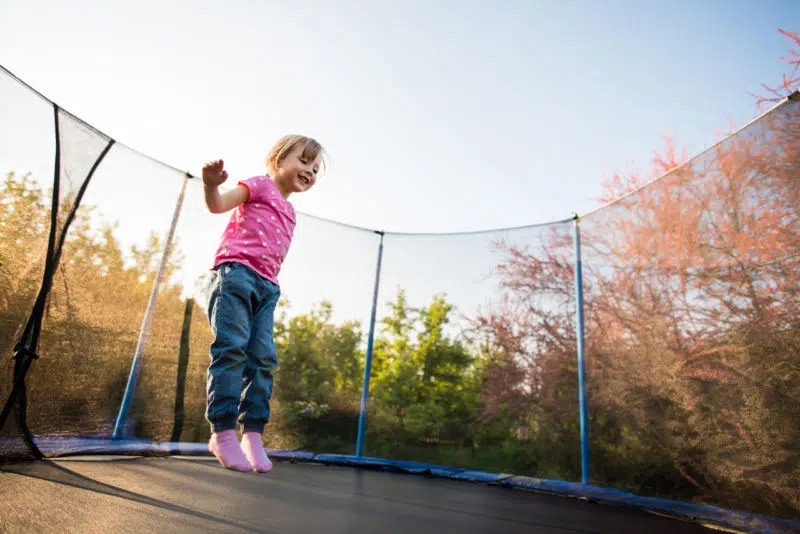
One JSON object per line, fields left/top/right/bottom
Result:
{"left": 298, "top": 175, "right": 311, "bottom": 187}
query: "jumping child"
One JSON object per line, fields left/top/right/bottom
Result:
{"left": 201, "top": 135, "right": 325, "bottom": 472}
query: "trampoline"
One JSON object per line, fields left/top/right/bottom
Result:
{"left": 1, "top": 63, "right": 799, "bottom": 534}
{"left": 4, "top": 455, "right": 722, "bottom": 534}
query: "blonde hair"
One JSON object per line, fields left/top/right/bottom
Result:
{"left": 266, "top": 134, "right": 327, "bottom": 175}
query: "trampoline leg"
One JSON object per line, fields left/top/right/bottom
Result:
{"left": 113, "top": 174, "right": 190, "bottom": 439}
{"left": 356, "top": 231, "right": 384, "bottom": 457}
{"left": 573, "top": 215, "right": 590, "bottom": 484}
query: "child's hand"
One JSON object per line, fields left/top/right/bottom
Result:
{"left": 202, "top": 160, "right": 229, "bottom": 188}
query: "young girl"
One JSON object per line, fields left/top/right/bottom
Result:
{"left": 201, "top": 134, "right": 325, "bottom": 473}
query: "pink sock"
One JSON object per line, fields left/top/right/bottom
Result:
{"left": 240, "top": 432, "right": 273, "bottom": 473}
{"left": 209, "top": 430, "right": 252, "bottom": 472}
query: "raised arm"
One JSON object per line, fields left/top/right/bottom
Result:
{"left": 202, "top": 159, "right": 250, "bottom": 213}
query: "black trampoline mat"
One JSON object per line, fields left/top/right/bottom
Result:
{"left": 1, "top": 457, "right": 716, "bottom": 533}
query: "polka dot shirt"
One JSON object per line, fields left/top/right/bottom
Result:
{"left": 212, "top": 176, "right": 296, "bottom": 285}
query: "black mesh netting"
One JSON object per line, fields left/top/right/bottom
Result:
{"left": 365, "top": 224, "right": 579, "bottom": 478}
{"left": 0, "top": 67, "right": 54, "bottom": 458}
{"left": 579, "top": 98, "right": 800, "bottom": 518}
{"left": 0, "top": 68, "right": 114, "bottom": 458}
{"left": 0, "top": 64, "right": 798, "bottom": 522}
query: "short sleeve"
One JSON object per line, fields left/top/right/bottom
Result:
{"left": 238, "top": 176, "right": 268, "bottom": 203}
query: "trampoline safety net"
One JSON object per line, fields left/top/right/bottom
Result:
{"left": 1, "top": 64, "right": 798, "bottom": 524}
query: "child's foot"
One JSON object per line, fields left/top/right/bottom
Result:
{"left": 209, "top": 430, "right": 252, "bottom": 472}
{"left": 240, "top": 432, "right": 273, "bottom": 473}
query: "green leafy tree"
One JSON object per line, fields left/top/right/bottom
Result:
{"left": 371, "top": 290, "right": 478, "bottom": 442}
{"left": 270, "top": 299, "right": 364, "bottom": 450}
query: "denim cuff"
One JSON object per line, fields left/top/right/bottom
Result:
{"left": 210, "top": 419, "right": 238, "bottom": 433}
{"left": 242, "top": 422, "right": 265, "bottom": 434}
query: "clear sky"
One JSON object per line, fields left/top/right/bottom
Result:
{"left": 1, "top": 0, "right": 797, "bottom": 233}
{"left": 1, "top": 1, "right": 798, "bottom": 330}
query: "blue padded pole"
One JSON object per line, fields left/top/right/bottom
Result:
{"left": 356, "top": 231, "right": 385, "bottom": 457}
{"left": 573, "top": 215, "right": 590, "bottom": 484}
{"left": 113, "top": 174, "right": 189, "bottom": 439}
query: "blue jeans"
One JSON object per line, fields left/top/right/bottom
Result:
{"left": 205, "top": 262, "right": 280, "bottom": 434}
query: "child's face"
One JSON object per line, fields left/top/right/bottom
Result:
{"left": 273, "top": 143, "right": 321, "bottom": 197}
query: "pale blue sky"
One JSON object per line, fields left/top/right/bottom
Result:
{"left": 1, "top": 0, "right": 797, "bottom": 233}
{"left": 1, "top": 1, "right": 798, "bottom": 329}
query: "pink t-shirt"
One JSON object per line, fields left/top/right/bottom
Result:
{"left": 212, "top": 176, "right": 296, "bottom": 285}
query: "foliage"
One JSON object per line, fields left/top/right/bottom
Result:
{"left": 1, "top": 27, "right": 798, "bottom": 523}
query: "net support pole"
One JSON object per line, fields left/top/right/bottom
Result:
{"left": 572, "top": 214, "right": 590, "bottom": 484}
{"left": 113, "top": 173, "right": 190, "bottom": 439}
{"left": 170, "top": 297, "right": 194, "bottom": 443}
{"left": 356, "top": 231, "right": 385, "bottom": 457}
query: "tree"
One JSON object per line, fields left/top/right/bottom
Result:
{"left": 371, "top": 290, "right": 478, "bottom": 442}
{"left": 753, "top": 29, "right": 800, "bottom": 108}
{"left": 0, "top": 172, "right": 49, "bottom": 356}
{"left": 269, "top": 299, "right": 364, "bottom": 450}
{"left": 471, "top": 28, "right": 800, "bottom": 518}
{"left": 0, "top": 169, "right": 202, "bottom": 440}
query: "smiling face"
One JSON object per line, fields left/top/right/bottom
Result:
{"left": 272, "top": 142, "right": 321, "bottom": 197}
{"left": 267, "top": 135, "right": 325, "bottom": 199}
